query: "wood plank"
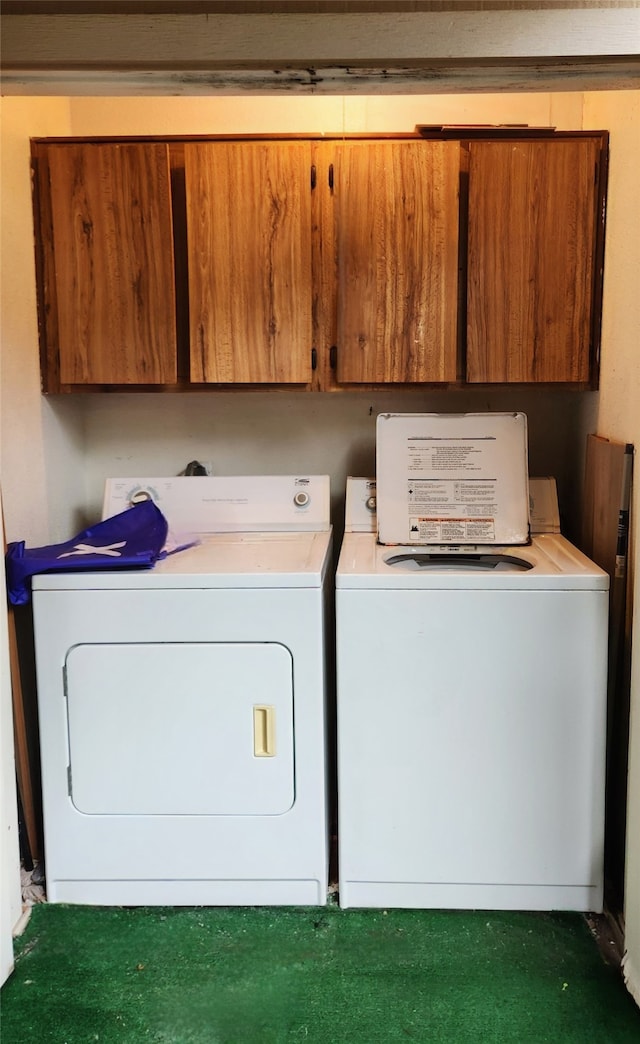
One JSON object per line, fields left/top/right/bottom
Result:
{"left": 466, "top": 137, "right": 600, "bottom": 383}
{"left": 581, "top": 433, "right": 634, "bottom": 916}
{"left": 335, "top": 140, "right": 459, "bottom": 384}
{"left": 6, "top": 60, "right": 639, "bottom": 96}
{"left": 582, "top": 433, "right": 629, "bottom": 578}
{"left": 3, "top": 10, "right": 639, "bottom": 66}
{"left": 31, "top": 142, "right": 62, "bottom": 393}
{"left": 7, "top": 608, "right": 40, "bottom": 864}
{"left": 185, "top": 140, "right": 312, "bottom": 384}
{"left": 47, "top": 141, "right": 177, "bottom": 384}
{"left": 3, "top": 3, "right": 636, "bottom": 13}
{"left": 3, "top": 491, "right": 41, "bottom": 864}
{"left": 3, "top": 7, "right": 639, "bottom": 94}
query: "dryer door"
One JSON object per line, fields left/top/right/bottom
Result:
{"left": 64, "top": 642, "right": 295, "bottom": 816}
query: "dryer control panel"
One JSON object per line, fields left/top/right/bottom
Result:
{"left": 103, "top": 475, "right": 331, "bottom": 534}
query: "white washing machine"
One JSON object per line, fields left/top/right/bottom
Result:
{"left": 336, "top": 414, "right": 609, "bottom": 912}
{"left": 32, "top": 475, "right": 332, "bottom": 906}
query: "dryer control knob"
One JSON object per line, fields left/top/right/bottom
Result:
{"left": 294, "top": 491, "right": 310, "bottom": 507}
{"left": 366, "top": 496, "right": 377, "bottom": 511}
{"left": 129, "top": 490, "right": 153, "bottom": 506}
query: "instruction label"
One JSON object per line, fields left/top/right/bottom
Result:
{"left": 376, "top": 413, "right": 530, "bottom": 545}
{"left": 407, "top": 476, "right": 498, "bottom": 541}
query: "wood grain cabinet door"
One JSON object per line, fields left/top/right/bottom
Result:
{"left": 43, "top": 142, "right": 177, "bottom": 385}
{"left": 185, "top": 141, "right": 312, "bottom": 384}
{"left": 333, "top": 140, "right": 460, "bottom": 384}
{"left": 466, "top": 138, "right": 601, "bottom": 383}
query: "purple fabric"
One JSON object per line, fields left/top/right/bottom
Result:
{"left": 5, "top": 500, "right": 168, "bottom": 606}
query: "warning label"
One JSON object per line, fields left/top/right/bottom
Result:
{"left": 409, "top": 517, "right": 496, "bottom": 542}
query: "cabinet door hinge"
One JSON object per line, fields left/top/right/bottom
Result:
{"left": 328, "top": 164, "right": 334, "bottom": 193}
{"left": 311, "top": 164, "right": 317, "bottom": 190}
{"left": 311, "top": 347, "right": 317, "bottom": 370}
{"left": 329, "top": 345, "right": 337, "bottom": 370}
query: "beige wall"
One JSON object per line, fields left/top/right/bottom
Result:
{"left": 585, "top": 89, "right": 640, "bottom": 1005}
{"left": 1, "top": 90, "right": 639, "bottom": 999}
{"left": 67, "top": 92, "right": 585, "bottom": 135}
{"left": 0, "top": 97, "right": 86, "bottom": 546}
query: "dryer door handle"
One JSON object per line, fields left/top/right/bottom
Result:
{"left": 253, "top": 705, "right": 276, "bottom": 757}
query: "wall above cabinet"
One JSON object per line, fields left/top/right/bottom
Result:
{"left": 30, "top": 130, "right": 608, "bottom": 394}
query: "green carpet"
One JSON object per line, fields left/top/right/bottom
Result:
{"left": 2, "top": 904, "right": 639, "bottom": 1043}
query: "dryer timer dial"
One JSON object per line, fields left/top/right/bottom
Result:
{"left": 294, "top": 491, "right": 310, "bottom": 507}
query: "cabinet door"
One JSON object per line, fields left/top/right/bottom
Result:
{"left": 333, "top": 140, "right": 460, "bottom": 384}
{"left": 42, "top": 142, "right": 177, "bottom": 385}
{"left": 185, "top": 141, "right": 312, "bottom": 384}
{"left": 466, "top": 138, "right": 601, "bottom": 383}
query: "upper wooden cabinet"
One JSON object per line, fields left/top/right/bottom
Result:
{"left": 184, "top": 141, "right": 312, "bottom": 384}
{"left": 466, "top": 136, "right": 605, "bottom": 384}
{"left": 31, "top": 131, "right": 607, "bottom": 392}
{"left": 33, "top": 141, "right": 177, "bottom": 387}
{"left": 331, "top": 140, "right": 460, "bottom": 384}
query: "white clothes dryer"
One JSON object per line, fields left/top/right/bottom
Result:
{"left": 32, "top": 475, "right": 332, "bottom": 906}
{"left": 336, "top": 469, "right": 609, "bottom": 913}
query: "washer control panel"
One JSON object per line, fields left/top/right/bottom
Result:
{"left": 344, "top": 478, "right": 377, "bottom": 533}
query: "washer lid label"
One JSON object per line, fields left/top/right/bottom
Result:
{"left": 377, "top": 413, "right": 530, "bottom": 546}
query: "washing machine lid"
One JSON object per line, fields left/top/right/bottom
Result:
{"left": 31, "top": 529, "right": 333, "bottom": 591}
{"left": 376, "top": 413, "right": 530, "bottom": 546}
{"left": 336, "top": 533, "right": 609, "bottom": 591}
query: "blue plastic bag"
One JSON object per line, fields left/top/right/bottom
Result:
{"left": 5, "top": 500, "right": 168, "bottom": 606}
